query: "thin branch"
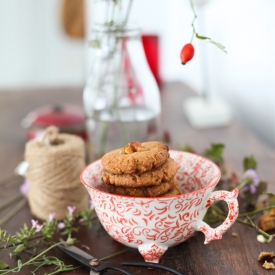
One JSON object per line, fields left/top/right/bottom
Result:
{"left": 0, "top": 198, "right": 27, "bottom": 226}
{"left": 189, "top": 0, "right": 197, "bottom": 43}
{"left": 0, "top": 235, "right": 43, "bottom": 250}
{"left": 124, "top": 0, "right": 133, "bottom": 26}
{"left": 211, "top": 204, "right": 226, "bottom": 216}
{"left": 238, "top": 204, "right": 275, "bottom": 217}
{"left": 100, "top": 248, "right": 129, "bottom": 261}
{"left": 210, "top": 202, "right": 273, "bottom": 240}
{"left": 0, "top": 241, "right": 67, "bottom": 275}
{"left": 235, "top": 178, "right": 251, "bottom": 190}
{"left": 236, "top": 216, "right": 271, "bottom": 239}
{"left": 0, "top": 194, "right": 23, "bottom": 211}
{"left": 0, "top": 175, "right": 21, "bottom": 187}
{"left": 263, "top": 191, "right": 275, "bottom": 196}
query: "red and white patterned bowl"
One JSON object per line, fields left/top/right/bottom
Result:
{"left": 80, "top": 150, "right": 239, "bottom": 263}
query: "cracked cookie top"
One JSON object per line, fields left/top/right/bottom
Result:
{"left": 101, "top": 141, "right": 169, "bottom": 175}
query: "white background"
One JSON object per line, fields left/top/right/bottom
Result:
{"left": 0, "top": 0, "right": 274, "bottom": 149}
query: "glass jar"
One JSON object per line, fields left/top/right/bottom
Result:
{"left": 83, "top": 24, "right": 161, "bottom": 160}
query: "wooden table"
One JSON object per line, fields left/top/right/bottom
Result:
{"left": 1, "top": 82, "right": 275, "bottom": 274}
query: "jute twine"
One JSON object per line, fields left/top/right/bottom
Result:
{"left": 25, "top": 126, "right": 89, "bottom": 220}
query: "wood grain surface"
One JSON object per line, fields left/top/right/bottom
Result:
{"left": 1, "top": 82, "right": 275, "bottom": 275}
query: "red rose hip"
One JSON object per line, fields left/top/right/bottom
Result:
{"left": 180, "top": 43, "right": 195, "bottom": 65}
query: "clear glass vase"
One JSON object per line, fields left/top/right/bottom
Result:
{"left": 83, "top": 24, "right": 161, "bottom": 160}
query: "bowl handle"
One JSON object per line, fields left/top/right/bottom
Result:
{"left": 196, "top": 188, "right": 239, "bottom": 244}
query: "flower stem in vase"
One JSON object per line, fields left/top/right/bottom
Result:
{"left": 98, "top": 121, "right": 109, "bottom": 159}
{"left": 84, "top": 1, "right": 161, "bottom": 160}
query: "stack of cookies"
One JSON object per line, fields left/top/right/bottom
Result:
{"left": 101, "top": 141, "right": 180, "bottom": 197}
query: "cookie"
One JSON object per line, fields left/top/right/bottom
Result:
{"left": 101, "top": 157, "right": 177, "bottom": 187}
{"left": 259, "top": 209, "right": 275, "bottom": 232}
{"left": 101, "top": 141, "right": 169, "bottom": 175}
{"left": 161, "top": 184, "right": 181, "bottom": 197}
{"left": 106, "top": 176, "right": 177, "bottom": 197}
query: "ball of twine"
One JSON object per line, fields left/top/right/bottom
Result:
{"left": 25, "top": 126, "right": 89, "bottom": 220}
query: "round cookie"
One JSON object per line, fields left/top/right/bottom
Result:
{"left": 101, "top": 141, "right": 169, "bottom": 175}
{"left": 106, "top": 176, "right": 177, "bottom": 197}
{"left": 161, "top": 184, "right": 181, "bottom": 197}
{"left": 101, "top": 157, "right": 177, "bottom": 187}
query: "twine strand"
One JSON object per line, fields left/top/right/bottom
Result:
{"left": 41, "top": 125, "right": 59, "bottom": 146}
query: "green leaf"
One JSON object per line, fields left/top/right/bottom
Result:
{"left": 203, "top": 143, "right": 225, "bottom": 164}
{"left": 195, "top": 33, "right": 208, "bottom": 40}
{"left": 0, "top": 260, "right": 9, "bottom": 269}
{"left": 14, "top": 244, "right": 24, "bottom": 253}
{"left": 208, "top": 39, "right": 227, "bottom": 53}
{"left": 195, "top": 33, "right": 227, "bottom": 53}
{"left": 66, "top": 237, "right": 76, "bottom": 245}
{"left": 243, "top": 155, "right": 257, "bottom": 171}
{"left": 17, "top": 259, "right": 22, "bottom": 270}
{"left": 89, "top": 39, "right": 101, "bottom": 49}
{"left": 178, "top": 143, "right": 194, "bottom": 153}
{"left": 22, "top": 237, "right": 28, "bottom": 246}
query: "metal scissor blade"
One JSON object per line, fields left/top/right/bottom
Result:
{"left": 57, "top": 243, "right": 97, "bottom": 268}
{"left": 122, "top": 262, "right": 185, "bottom": 275}
{"left": 90, "top": 271, "right": 100, "bottom": 275}
{"left": 57, "top": 244, "right": 133, "bottom": 275}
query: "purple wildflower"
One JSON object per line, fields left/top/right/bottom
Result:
{"left": 48, "top": 213, "right": 55, "bottom": 222}
{"left": 31, "top": 219, "right": 43, "bottom": 232}
{"left": 58, "top": 222, "right": 65, "bottom": 229}
{"left": 31, "top": 219, "right": 38, "bottom": 228}
{"left": 81, "top": 244, "right": 90, "bottom": 251}
{"left": 78, "top": 218, "right": 84, "bottom": 224}
{"left": 67, "top": 206, "right": 76, "bottom": 215}
{"left": 20, "top": 181, "right": 29, "bottom": 197}
{"left": 35, "top": 224, "right": 43, "bottom": 232}
{"left": 242, "top": 169, "right": 260, "bottom": 194}
{"left": 67, "top": 206, "right": 76, "bottom": 221}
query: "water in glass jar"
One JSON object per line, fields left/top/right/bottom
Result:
{"left": 86, "top": 106, "right": 159, "bottom": 160}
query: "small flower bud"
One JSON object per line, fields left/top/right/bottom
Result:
{"left": 14, "top": 244, "right": 25, "bottom": 253}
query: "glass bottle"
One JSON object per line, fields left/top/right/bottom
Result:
{"left": 83, "top": 24, "right": 161, "bottom": 160}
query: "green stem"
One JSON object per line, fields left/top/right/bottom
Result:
{"left": 0, "top": 242, "right": 66, "bottom": 275}
{"left": 189, "top": 0, "right": 197, "bottom": 43}
{"left": 236, "top": 217, "right": 271, "bottom": 239}
{"left": 0, "top": 235, "right": 43, "bottom": 250}
{"left": 124, "top": 0, "right": 133, "bottom": 26}
{"left": 211, "top": 204, "right": 226, "bottom": 215}
{"left": 263, "top": 191, "right": 275, "bottom": 196}
{"left": 212, "top": 204, "right": 272, "bottom": 239}
{"left": 235, "top": 178, "right": 251, "bottom": 190}
{"left": 99, "top": 248, "right": 129, "bottom": 261}
{"left": 0, "top": 198, "right": 27, "bottom": 226}
{"left": 238, "top": 204, "right": 275, "bottom": 217}
{"left": 113, "top": 39, "right": 128, "bottom": 145}
{"left": 0, "top": 194, "right": 23, "bottom": 211}
{"left": 98, "top": 121, "right": 109, "bottom": 158}
{"left": 118, "top": 119, "right": 128, "bottom": 145}
{"left": 133, "top": 120, "right": 140, "bottom": 141}
{"left": 47, "top": 265, "right": 82, "bottom": 275}
{"left": 210, "top": 201, "right": 274, "bottom": 240}
{"left": 110, "top": 0, "right": 116, "bottom": 25}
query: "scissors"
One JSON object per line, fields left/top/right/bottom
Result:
{"left": 57, "top": 242, "right": 186, "bottom": 275}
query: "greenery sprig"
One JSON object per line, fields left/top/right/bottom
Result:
{"left": 90, "top": 0, "right": 226, "bottom": 53}
{"left": 0, "top": 204, "right": 97, "bottom": 274}
{"left": 180, "top": 142, "right": 274, "bottom": 241}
